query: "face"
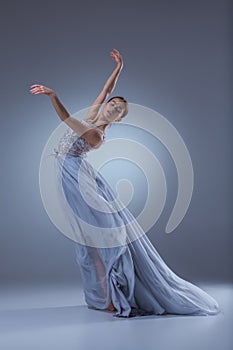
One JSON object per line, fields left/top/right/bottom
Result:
{"left": 103, "top": 98, "right": 126, "bottom": 122}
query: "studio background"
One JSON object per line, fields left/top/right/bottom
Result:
{"left": 0, "top": 0, "right": 232, "bottom": 288}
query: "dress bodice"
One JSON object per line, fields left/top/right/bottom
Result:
{"left": 54, "top": 120, "right": 105, "bottom": 158}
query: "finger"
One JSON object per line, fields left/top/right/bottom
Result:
{"left": 30, "top": 87, "right": 40, "bottom": 92}
{"left": 30, "top": 89, "right": 42, "bottom": 94}
{"left": 30, "top": 91, "right": 41, "bottom": 95}
{"left": 30, "top": 90, "right": 40, "bottom": 94}
{"left": 30, "top": 84, "right": 42, "bottom": 88}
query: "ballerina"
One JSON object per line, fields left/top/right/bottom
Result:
{"left": 30, "top": 49, "right": 221, "bottom": 318}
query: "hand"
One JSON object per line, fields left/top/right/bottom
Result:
{"left": 110, "top": 48, "right": 123, "bottom": 68}
{"left": 30, "top": 84, "right": 55, "bottom": 97}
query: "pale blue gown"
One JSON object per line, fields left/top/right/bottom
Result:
{"left": 52, "top": 120, "right": 221, "bottom": 318}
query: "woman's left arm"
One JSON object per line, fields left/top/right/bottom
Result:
{"left": 102, "top": 48, "right": 123, "bottom": 97}
{"left": 86, "top": 49, "right": 124, "bottom": 119}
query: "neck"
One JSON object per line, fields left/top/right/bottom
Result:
{"left": 90, "top": 111, "right": 111, "bottom": 132}
{"left": 96, "top": 123, "right": 109, "bottom": 133}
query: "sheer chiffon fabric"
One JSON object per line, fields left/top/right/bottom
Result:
{"left": 51, "top": 120, "right": 220, "bottom": 318}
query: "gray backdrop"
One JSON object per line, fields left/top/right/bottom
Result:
{"left": 0, "top": 0, "right": 232, "bottom": 286}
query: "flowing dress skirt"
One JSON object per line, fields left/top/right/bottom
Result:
{"left": 52, "top": 152, "right": 220, "bottom": 318}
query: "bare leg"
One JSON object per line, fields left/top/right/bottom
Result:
{"left": 89, "top": 247, "right": 116, "bottom": 311}
{"left": 108, "top": 299, "right": 116, "bottom": 312}
{"left": 90, "top": 247, "right": 107, "bottom": 295}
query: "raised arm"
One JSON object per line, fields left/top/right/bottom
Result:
{"left": 85, "top": 49, "right": 124, "bottom": 120}
{"left": 29, "top": 85, "right": 102, "bottom": 147}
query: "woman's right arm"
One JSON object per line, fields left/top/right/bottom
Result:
{"left": 29, "top": 84, "right": 102, "bottom": 146}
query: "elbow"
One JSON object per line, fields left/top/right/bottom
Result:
{"left": 103, "top": 88, "right": 111, "bottom": 97}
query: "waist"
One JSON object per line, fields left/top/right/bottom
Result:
{"left": 66, "top": 151, "right": 86, "bottom": 158}
{"left": 50, "top": 149, "right": 87, "bottom": 158}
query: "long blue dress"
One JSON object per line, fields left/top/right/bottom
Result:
{"left": 52, "top": 120, "right": 221, "bottom": 318}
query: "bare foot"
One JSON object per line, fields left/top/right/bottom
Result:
{"left": 108, "top": 300, "right": 116, "bottom": 312}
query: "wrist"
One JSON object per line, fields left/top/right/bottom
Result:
{"left": 50, "top": 92, "right": 57, "bottom": 99}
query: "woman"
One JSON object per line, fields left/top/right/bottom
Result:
{"left": 30, "top": 49, "right": 221, "bottom": 318}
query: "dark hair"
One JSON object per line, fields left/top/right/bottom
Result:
{"left": 106, "top": 96, "right": 128, "bottom": 117}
